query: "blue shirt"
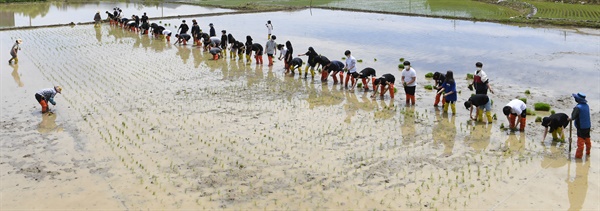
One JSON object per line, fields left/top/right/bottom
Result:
{"left": 442, "top": 81, "right": 457, "bottom": 101}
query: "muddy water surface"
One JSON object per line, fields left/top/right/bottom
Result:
{"left": 1, "top": 8, "right": 599, "bottom": 210}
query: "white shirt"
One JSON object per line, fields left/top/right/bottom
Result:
{"left": 266, "top": 24, "right": 273, "bottom": 34}
{"left": 506, "top": 99, "right": 527, "bottom": 115}
{"left": 402, "top": 67, "right": 417, "bottom": 87}
{"left": 162, "top": 30, "right": 172, "bottom": 36}
{"left": 345, "top": 55, "right": 357, "bottom": 73}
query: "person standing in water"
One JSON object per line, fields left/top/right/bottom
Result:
{"left": 265, "top": 35, "right": 277, "bottom": 66}
{"left": 344, "top": 50, "right": 357, "bottom": 88}
{"left": 265, "top": 20, "right": 273, "bottom": 40}
{"left": 401, "top": 61, "right": 417, "bottom": 105}
{"left": 35, "top": 86, "right": 62, "bottom": 113}
{"left": 8, "top": 39, "right": 22, "bottom": 64}
{"left": 571, "top": 92, "right": 591, "bottom": 159}
{"left": 94, "top": 11, "right": 102, "bottom": 27}
{"left": 436, "top": 70, "right": 457, "bottom": 114}
{"left": 191, "top": 20, "right": 201, "bottom": 46}
{"left": 209, "top": 23, "right": 216, "bottom": 37}
{"left": 470, "top": 62, "right": 494, "bottom": 95}
{"left": 178, "top": 20, "right": 189, "bottom": 35}
{"left": 432, "top": 72, "right": 446, "bottom": 107}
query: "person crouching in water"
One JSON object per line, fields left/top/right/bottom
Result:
{"left": 298, "top": 47, "right": 319, "bottom": 78}
{"left": 209, "top": 46, "right": 222, "bottom": 60}
{"left": 288, "top": 57, "right": 303, "bottom": 74}
{"left": 371, "top": 74, "right": 395, "bottom": 99}
{"left": 234, "top": 41, "right": 245, "bottom": 60}
{"left": 541, "top": 113, "right": 569, "bottom": 141}
{"left": 432, "top": 71, "right": 446, "bottom": 107}
{"left": 503, "top": 99, "right": 527, "bottom": 131}
{"left": 252, "top": 43, "right": 264, "bottom": 65}
{"left": 140, "top": 22, "right": 150, "bottom": 35}
{"left": 174, "top": 34, "right": 191, "bottom": 45}
{"left": 323, "top": 60, "right": 345, "bottom": 83}
{"left": 106, "top": 11, "right": 115, "bottom": 26}
{"left": 351, "top": 67, "right": 376, "bottom": 90}
{"left": 436, "top": 71, "right": 457, "bottom": 114}
{"left": 162, "top": 29, "right": 172, "bottom": 42}
{"left": 314, "top": 55, "right": 331, "bottom": 82}
{"left": 35, "top": 86, "right": 62, "bottom": 113}
{"left": 464, "top": 94, "right": 493, "bottom": 123}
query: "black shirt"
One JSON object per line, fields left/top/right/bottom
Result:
{"left": 252, "top": 43, "right": 263, "bottom": 55}
{"left": 290, "top": 58, "right": 303, "bottom": 67}
{"left": 380, "top": 74, "right": 395, "bottom": 84}
{"left": 179, "top": 23, "right": 189, "bottom": 34}
{"left": 541, "top": 113, "right": 569, "bottom": 132}
{"left": 328, "top": 60, "right": 344, "bottom": 72}
{"left": 468, "top": 94, "right": 489, "bottom": 106}
{"left": 314, "top": 55, "right": 330, "bottom": 66}
{"left": 359, "top": 68, "right": 376, "bottom": 78}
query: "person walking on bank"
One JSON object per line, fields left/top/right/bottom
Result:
{"left": 470, "top": 62, "right": 494, "bottom": 95}
{"left": 265, "top": 35, "right": 277, "bottom": 66}
{"left": 35, "top": 86, "right": 62, "bottom": 113}
{"left": 503, "top": 99, "right": 527, "bottom": 131}
{"left": 401, "top": 61, "right": 417, "bottom": 105}
{"left": 436, "top": 70, "right": 457, "bottom": 114}
{"left": 8, "top": 39, "right": 22, "bottom": 64}
{"left": 571, "top": 93, "right": 591, "bottom": 159}
{"left": 541, "top": 113, "right": 570, "bottom": 141}
{"left": 464, "top": 94, "right": 493, "bottom": 123}
{"left": 432, "top": 72, "right": 446, "bottom": 107}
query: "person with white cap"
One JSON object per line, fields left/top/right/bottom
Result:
{"left": 35, "top": 86, "right": 62, "bottom": 113}
{"left": 571, "top": 92, "right": 591, "bottom": 159}
{"left": 8, "top": 39, "right": 22, "bottom": 64}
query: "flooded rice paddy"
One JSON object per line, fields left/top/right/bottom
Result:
{"left": 1, "top": 7, "right": 599, "bottom": 210}
{"left": 0, "top": 2, "right": 233, "bottom": 28}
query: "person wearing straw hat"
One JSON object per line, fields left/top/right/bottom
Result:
{"left": 8, "top": 39, "right": 22, "bottom": 64}
{"left": 35, "top": 86, "right": 62, "bottom": 113}
{"left": 94, "top": 11, "right": 102, "bottom": 27}
{"left": 571, "top": 92, "right": 591, "bottom": 159}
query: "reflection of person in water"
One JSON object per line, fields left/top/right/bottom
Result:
{"left": 540, "top": 142, "right": 567, "bottom": 169}
{"left": 567, "top": 159, "right": 590, "bottom": 211}
{"left": 37, "top": 112, "right": 63, "bottom": 134}
{"left": 374, "top": 100, "right": 395, "bottom": 120}
{"left": 432, "top": 110, "right": 456, "bottom": 157}
{"left": 176, "top": 45, "right": 191, "bottom": 64}
{"left": 401, "top": 106, "right": 417, "bottom": 144}
{"left": 95, "top": 23, "right": 102, "bottom": 43}
{"left": 503, "top": 133, "right": 525, "bottom": 158}
{"left": 343, "top": 90, "right": 360, "bottom": 123}
{"left": 10, "top": 64, "right": 24, "bottom": 87}
{"left": 466, "top": 123, "right": 492, "bottom": 152}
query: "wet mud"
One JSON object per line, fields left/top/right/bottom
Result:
{"left": 1, "top": 8, "right": 599, "bottom": 210}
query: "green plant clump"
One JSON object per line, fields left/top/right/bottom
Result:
{"left": 399, "top": 58, "right": 405, "bottom": 62}
{"left": 341, "top": 57, "right": 346, "bottom": 60}
{"left": 525, "top": 90, "right": 531, "bottom": 95}
{"left": 394, "top": 87, "right": 398, "bottom": 93}
{"left": 519, "top": 98, "right": 527, "bottom": 104}
{"left": 357, "top": 59, "right": 363, "bottom": 63}
{"left": 357, "top": 83, "right": 363, "bottom": 88}
{"left": 526, "top": 109, "right": 536, "bottom": 116}
{"left": 424, "top": 85, "right": 433, "bottom": 90}
{"left": 425, "top": 72, "right": 434, "bottom": 78}
{"left": 550, "top": 110, "right": 556, "bottom": 115}
{"left": 398, "top": 64, "right": 404, "bottom": 69}
{"left": 466, "top": 73, "right": 474, "bottom": 79}
{"left": 534, "top": 102, "right": 551, "bottom": 111}
{"left": 535, "top": 116, "right": 542, "bottom": 122}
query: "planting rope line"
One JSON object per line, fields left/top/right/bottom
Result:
{"left": 489, "top": 158, "right": 559, "bottom": 210}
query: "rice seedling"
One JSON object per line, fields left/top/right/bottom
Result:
{"left": 534, "top": 102, "right": 551, "bottom": 111}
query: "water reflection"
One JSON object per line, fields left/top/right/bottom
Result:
{"left": 401, "top": 106, "right": 416, "bottom": 144}
{"left": 176, "top": 45, "right": 191, "bottom": 64}
{"left": 466, "top": 123, "right": 492, "bottom": 152}
{"left": 567, "top": 159, "right": 590, "bottom": 211}
{"left": 540, "top": 142, "right": 568, "bottom": 169}
{"left": 373, "top": 99, "right": 394, "bottom": 120}
{"left": 432, "top": 109, "right": 456, "bottom": 157}
{"left": 503, "top": 133, "right": 526, "bottom": 158}
{"left": 37, "top": 112, "right": 63, "bottom": 133}
{"left": 10, "top": 64, "right": 24, "bottom": 87}
{"left": 1, "top": 2, "right": 233, "bottom": 28}
{"left": 95, "top": 25, "right": 102, "bottom": 43}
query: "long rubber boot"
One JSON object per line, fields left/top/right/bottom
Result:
{"left": 410, "top": 95, "right": 416, "bottom": 105}
{"left": 434, "top": 93, "right": 442, "bottom": 106}
{"left": 389, "top": 84, "right": 395, "bottom": 98}
{"left": 477, "top": 108, "right": 484, "bottom": 121}
{"left": 14, "top": 57, "right": 18, "bottom": 64}
{"left": 451, "top": 103, "right": 456, "bottom": 114}
{"left": 519, "top": 117, "right": 526, "bottom": 131}
{"left": 380, "top": 84, "right": 386, "bottom": 97}
{"left": 585, "top": 138, "right": 591, "bottom": 155}
{"left": 509, "top": 114, "right": 516, "bottom": 129}
{"left": 486, "top": 111, "right": 493, "bottom": 123}
{"left": 321, "top": 70, "right": 328, "bottom": 81}
{"left": 310, "top": 67, "right": 315, "bottom": 78}
{"left": 443, "top": 103, "right": 449, "bottom": 113}
{"left": 339, "top": 72, "right": 344, "bottom": 84}
{"left": 406, "top": 94, "right": 410, "bottom": 105}
{"left": 246, "top": 55, "right": 251, "bottom": 63}
{"left": 345, "top": 74, "right": 351, "bottom": 87}
{"left": 332, "top": 74, "right": 338, "bottom": 83}
{"left": 558, "top": 127, "right": 565, "bottom": 140}
{"left": 268, "top": 56, "right": 273, "bottom": 66}
{"left": 40, "top": 100, "right": 48, "bottom": 113}
{"left": 576, "top": 137, "right": 585, "bottom": 158}
{"left": 552, "top": 130, "right": 559, "bottom": 140}
{"left": 301, "top": 66, "right": 308, "bottom": 75}
{"left": 362, "top": 78, "right": 368, "bottom": 89}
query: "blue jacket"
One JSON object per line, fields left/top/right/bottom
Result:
{"left": 574, "top": 103, "right": 591, "bottom": 130}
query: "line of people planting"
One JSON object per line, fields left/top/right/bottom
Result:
{"left": 31, "top": 9, "right": 587, "bottom": 160}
